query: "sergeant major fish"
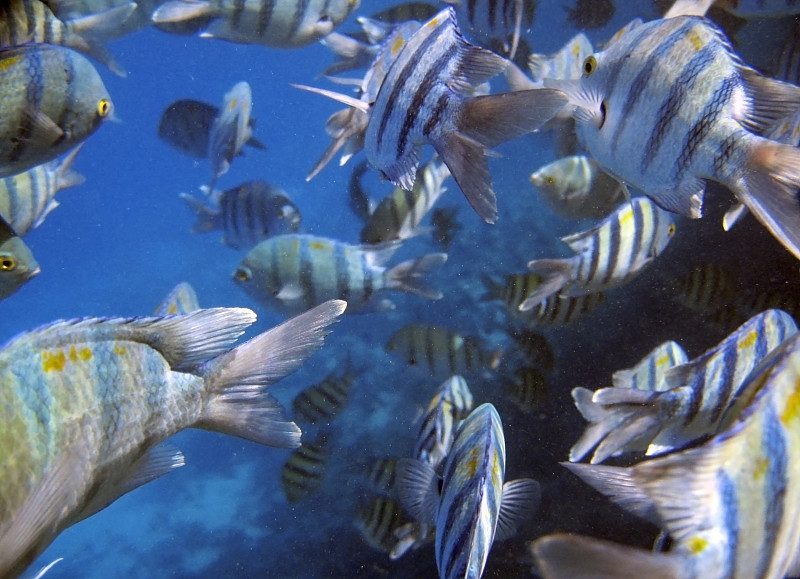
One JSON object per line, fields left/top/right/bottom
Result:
{"left": 0, "top": 43, "right": 113, "bottom": 178}
{"left": 0, "top": 300, "right": 346, "bottom": 576}
{"left": 208, "top": 81, "right": 253, "bottom": 189}
{"left": 0, "top": 214, "right": 39, "bottom": 301}
{"left": 398, "top": 403, "right": 540, "bottom": 579}
{"left": 233, "top": 233, "right": 447, "bottom": 316}
{"left": 549, "top": 15, "right": 800, "bottom": 260}
{"left": 534, "top": 328, "right": 800, "bottom": 579}
{"left": 520, "top": 197, "right": 676, "bottom": 310}
{"left": 152, "top": 0, "right": 360, "bottom": 49}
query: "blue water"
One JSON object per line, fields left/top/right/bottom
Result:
{"left": 4, "top": 1, "right": 799, "bottom": 577}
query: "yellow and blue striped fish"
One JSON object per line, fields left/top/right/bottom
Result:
{"left": 0, "top": 145, "right": 84, "bottom": 237}
{"left": 208, "top": 81, "right": 252, "bottom": 190}
{"left": 0, "top": 43, "right": 112, "bottom": 178}
{"left": 413, "top": 375, "right": 474, "bottom": 469}
{"left": 0, "top": 213, "right": 39, "bottom": 301}
{"left": 398, "top": 403, "right": 540, "bottom": 579}
{"left": 527, "top": 32, "right": 593, "bottom": 84}
{"left": 0, "top": 300, "right": 345, "bottom": 576}
{"left": 153, "top": 0, "right": 359, "bottom": 48}
{"left": 233, "top": 234, "right": 447, "bottom": 316}
{"left": 570, "top": 309, "right": 797, "bottom": 464}
{"left": 364, "top": 7, "right": 567, "bottom": 224}
{"left": 535, "top": 328, "right": 800, "bottom": 579}
{"left": 611, "top": 340, "right": 689, "bottom": 392}
{"left": 521, "top": 197, "right": 676, "bottom": 310}
{"left": 553, "top": 15, "right": 800, "bottom": 260}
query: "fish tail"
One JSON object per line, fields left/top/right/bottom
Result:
{"left": 386, "top": 253, "right": 448, "bottom": 299}
{"left": 54, "top": 144, "right": 86, "bottom": 192}
{"left": 735, "top": 138, "right": 800, "bottom": 260}
{"left": 178, "top": 192, "right": 217, "bottom": 234}
{"left": 519, "top": 259, "right": 572, "bottom": 311}
{"left": 438, "top": 89, "right": 567, "bottom": 223}
{"left": 531, "top": 533, "right": 688, "bottom": 579}
{"left": 197, "top": 300, "right": 346, "bottom": 449}
{"left": 152, "top": 0, "right": 216, "bottom": 24}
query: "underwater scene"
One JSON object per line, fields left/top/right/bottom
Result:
{"left": 4, "top": 0, "right": 800, "bottom": 577}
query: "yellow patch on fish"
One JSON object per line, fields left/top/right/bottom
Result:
{"left": 491, "top": 451, "right": 501, "bottom": 487}
{"left": 167, "top": 304, "right": 178, "bottom": 314}
{"left": 69, "top": 345, "right": 79, "bottom": 363}
{"left": 686, "top": 29, "right": 704, "bottom": 52}
{"left": 0, "top": 53, "right": 22, "bottom": 73}
{"left": 80, "top": 347, "right": 92, "bottom": 361}
{"left": 656, "top": 354, "right": 671, "bottom": 367}
{"left": 687, "top": 536, "right": 708, "bottom": 555}
{"left": 392, "top": 34, "right": 405, "bottom": 56}
{"left": 464, "top": 446, "right": 480, "bottom": 478}
{"left": 42, "top": 349, "right": 66, "bottom": 373}
{"left": 780, "top": 378, "right": 800, "bottom": 426}
{"left": 426, "top": 15, "right": 441, "bottom": 30}
{"left": 618, "top": 206, "right": 634, "bottom": 226}
{"left": 571, "top": 43, "right": 582, "bottom": 58}
{"left": 309, "top": 240, "right": 330, "bottom": 251}
{"left": 753, "top": 456, "right": 769, "bottom": 480}
{"left": 738, "top": 330, "right": 758, "bottom": 351}
{"left": 113, "top": 346, "right": 126, "bottom": 356}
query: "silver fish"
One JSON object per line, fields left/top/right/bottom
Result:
{"left": 0, "top": 300, "right": 346, "bottom": 576}
{"left": 0, "top": 214, "right": 40, "bottom": 301}
{"left": 551, "top": 15, "right": 800, "bottom": 260}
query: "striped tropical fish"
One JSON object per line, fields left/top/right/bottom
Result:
{"left": 551, "top": 15, "right": 800, "bottom": 260}
{"left": 0, "top": 44, "right": 112, "bottom": 178}
{"left": 520, "top": 197, "right": 676, "bottom": 310}
{"left": 354, "top": 495, "right": 413, "bottom": 554}
{"left": 505, "top": 366, "right": 548, "bottom": 413}
{"left": 0, "top": 145, "right": 84, "bottom": 236}
{"left": 397, "top": 403, "right": 540, "bottom": 579}
{"left": 534, "top": 329, "right": 800, "bottom": 579}
{"left": 46, "top": 0, "right": 159, "bottom": 40}
{"left": 529, "top": 154, "right": 624, "bottom": 220}
{"left": 362, "top": 7, "right": 567, "bottom": 224}
{"left": 180, "top": 180, "right": 301, "bottom": 250}
{"left": 527, "top": 32, "right": 593, "bottom": 83}
{"left": 519, "top": 291, "right": 605, "bottom": 327}
{"left": 385, "top": 324, "right": 500, "bottom": 379}
{"left": 292, "top": 366, "right": 355, "bottom": 426}
{"left": 611, "top": 340, "right": 689, "bottom": 391}
{"left": 280, "top": 430, "right": 331, "bottom": 503}
{"left": 152, "top": 282, "right": 200, "bottom": 316}
{"left": 0, "top": 214, "right": 39, "bottom": 301}
{"left": 0, "top": 0, "right": 127, "bottom": 75}
{"left": 360, "top": 160, "right": 450, "bottom": 244}
{"left": 152, "top": 0, "right": 359, "bottom": 48}
{"left": 449, "top": 0, "right": 536, "bottom": 59}
{"left": 0, "top": 300, "right": 346, "bottom": 576}
{"left": 413, "top": 375, "right": 474, "bottom": 469}
{"left": 670, "top": 262, "right": 737, "bottom": 313}
{"left": 207, "top": 81, "right": 252, "bottom": 189}
{"left": 570, "top": 309, "right": 797, "bottom": 463}
{"left": 233, "top": 234, "right": 447, "bottom": 316}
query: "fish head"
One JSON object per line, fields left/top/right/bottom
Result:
{"left": 0, "top": 236, "right": 40, "bottom": 299}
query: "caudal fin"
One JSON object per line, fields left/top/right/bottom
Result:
{"left": 519, "top": 259, "right": 573, "bottom": 310}
{"left": 386, "top": 253, "right": 448, "bottom": 299}
{"left": 198, "top": 300, "right": 347, "bottom": 449}
{"left": 736, "top": 138, "right": 800, "bottom": 261}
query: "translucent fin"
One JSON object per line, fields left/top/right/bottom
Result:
{"left": 740, "top": 68, "right": 800, "bottom": 136}
{"left": 649, "top": 179, "right": 705, "bottom": 219}
{"left": 179, "top": 192, "right": 218, "bottom": 234}
{"left": 386, "top": 253, "right": 448, "bottom": 299}
{"left": 435, "top": 131, "right": 497, "bottom": 223}
{"left": 396, "top": 458, "right": 440, "bottom": 526}
{"left": 290, "top": 83, "right": 370, "bottom": 113}
{"left": 519, "top": 259, "right": 573, "bottom": 310}
{"left": 152, "top": 0, "right": 216, "bottom": 24}
{"left": 53, "top": 144, "right": 86, "bottom": 193}
{"left": 494, "top": 478, "right": 541, "bottom": 541}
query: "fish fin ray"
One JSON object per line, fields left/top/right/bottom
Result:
{"left": 648, "top": 179, "right": 704, "bottom": 219}
{"left": 386, "top": 253, "right": 448, "bottom": 299}
{"left": 396, "top": 458, "right": 439, "bottom": 526}
{"left": 290, "top": 84, "right": 370, "bottom": 113}
{"left": 495, "top": 478, "right": 541, "bottom": 541}
{"left": 740, "top": 68, "right": 800, "bottom": 135}
{"left": 435, "top": 131, "right": 496, "bottom": 223}
{"left": 519, "top": 260, "right": 572, "bottom": 310}
{"left": 152, "top": 0, "right": 215, "bottom": 23}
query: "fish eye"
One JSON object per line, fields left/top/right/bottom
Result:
{"left": 0, "top": 255, "right": 16, "bottom": 271}
{"left": 97, "top": 98, "right": 111, "bottom": 118}
{"left": 668, "top": 224, "right": 676, "bottom": 235}
{"left": 234, "top": 268, "right": 251, "bottom": 282}
{"left": 583, "top": 55, "right": 597, "bottom": 77}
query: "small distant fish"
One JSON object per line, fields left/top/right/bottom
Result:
{"left": 363, "top": 456, "right": 398, "bottom": 496}
{"left": 180, "top": 180, "right": 301, "bottom": 250}
{"left": 414, "top": 375, "right": 474, "bottom": 469}
{"left": 528, "top": 32, "right": 593, "bottom": 83}
{"left": 0, "top": 43, "right": 113, "bottom": 178}
{"left": 0, "top": 214, "right": 40, "bottom": 301}
{"left": 360, "top": 160, "right": 449, "bottom": 245}
{"left": 0, "top": 0, "right": 127, "bottom": 76}
{"left": 385, "top": 324, "right": 501, "bottom": 379}
{"left": 398, "top": 403, "right": 540, "bottom": 579}
{"left": 449, "top": 0, "right": 537, "bottom": 59}
{"left": 519, "top": 291, "right": 605, "bottom": 328}
{"left": 431, "top": 206, "right": 460, "bottom": 251}
{"left": 292, "top": 366, "right": 355, "bottom": 425}
{"left": 564, "top": 0, "right": 615, "bottom": 29}
{"left": 152, "top": 0, "right": 360, "bottom": 48}
{"left": 481, "top": 272, "right": 544, "bottom": 313}
{"left": 507, "top": 329, "right": 554, "bottom": 372}
{"left": 348, "top": 161, "right": 375, "bottom": 222}
{"left": 281, "top": 431, "right": 331, "bottom": 504}
{"left": 157, "top": 98, "right": 265, "bottom": 159}
{"left": 152, "top": 282, "right": 200, "bottom": 316}
{"left": 534, "top": 329, "right": 800, "bottom": 579}
{"left": 505, "top": 366, "right": 548, "bottom": 413}
{"left": 0, "top": 299, "right": 346, "bottom": 576}
{"left": 670, "top": 262, "right": 737, "bottom": 312}
{"left": 233, "top": 234, "right": 447, "bottom": 316}
{"left": 370, "top": 2, "right": 439, "bottom": 23}
{"left": 355, "top": 495, "right": 412, "bottom": 554}
{"left": 208, "top": 81, "right": 253, "bottom": 189}
{"left": 520, "top": 197, "right": 676, "bottom": 311}
{"left": 550, "top": 15, "right": 800, "bottom": 260}
{"left": 529, "top": 155, "right": 625, "bottom": 220}
{"left": 570, "top": 309, "right": 797, "bottom": 463}
{"left": 0, "top": 145, "right": 85, "bottom": 236}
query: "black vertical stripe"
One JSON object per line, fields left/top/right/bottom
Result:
{"left": 600, "top": 206, "right": 623, "bottom": 286}
{"left": 335, "top": 241, "right": 350, "bottom": 301}
{"left": 298, "top": 238, "right": 316, "bottom": 309}
{"left": 257, "top": 0, "right": 274, "bottom": 37}
{"left": 288, "top": 0, "right": 310, "bottom": 42}
{"left": 756, "top": 403, "right": 788, "bottom": 579}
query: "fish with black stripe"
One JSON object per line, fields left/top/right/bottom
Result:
{"left": 0, "top": 145, "right": 84, "bottom": 237}
{"left": 534, "top": 328, "right": 800, "bottom": 579}
{"left": 385, "top": 324, "right": 501, "bottom": 379}
{"left": 0, "top": 43, "right": 112, "bottom": 178}
{"left": 355, "top": 495, "right": 414, "bottom": 555}
{"left": 397, "top": 403, "right": 540, "bottom": 579}
{"left": 280, "top": 430, "right": 331, "bottom": 504}
{"left": 0, "top": 0, "right": 127, "bottom": 76}
{"left": 670, "top": 262, "right": 737, "bottom": 313}
{"left": 520, "top": 291, "right": 605, "bottom": 328}
{"left": 292, "top": 365, "right": 355, "bottom": 426}
{"left": 233, "top": 233, "right": 447, "bottom": 316}
{"left": 180, "top": 180, "right": 301, "bottom": 250}
{"left": 152, "top": 0, "right": 360, "bottom": 48}
{"left": 447, "top": 0, "right": 537, "bottom": 60}
{"left": 520, "top": 197, "right": 676, "bottom": 311}
{"left": 570, "top": 309, "right": 797, "bottom": 464}
{"left": 0, "top": 213, "right": 39, "bottom": 301}
{"left": 549, "top": 15, "right": 800, "bottom": 261}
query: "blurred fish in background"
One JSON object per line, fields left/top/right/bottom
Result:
{"left": 0, "top": 213, "right": 39, "bottom": 301}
